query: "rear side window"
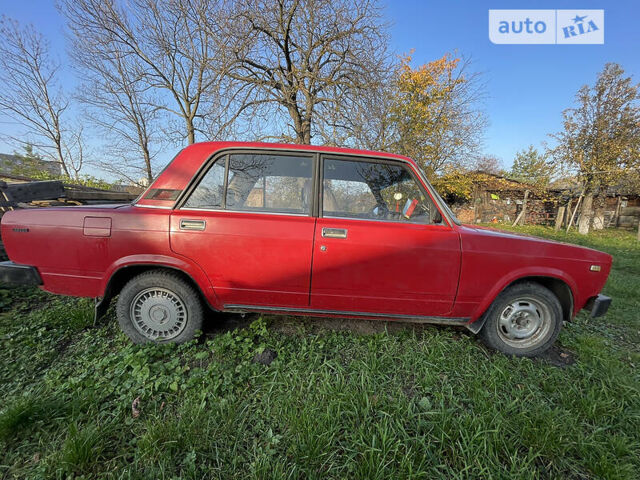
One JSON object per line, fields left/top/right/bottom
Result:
{"left": 183, "top": 160, "right": 226, "bottom": 209}
{"left": 183, "top": 153, "right": 313, "bottom": 215}
{"left": 322, "top": 158, "right": 441, "bottom": 224}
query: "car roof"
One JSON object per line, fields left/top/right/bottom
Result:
{"left": 135, "top": 141, "right": 419, "bottom": 209}
{"left": 186, "top": 141, "right": 414, "bottom": 162}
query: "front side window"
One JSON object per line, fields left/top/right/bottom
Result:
{"left": 322, "top": 158, "right": 441, "bottom": 224}
{"left": 184, "top": 153, "right": 313, "bottom": 215}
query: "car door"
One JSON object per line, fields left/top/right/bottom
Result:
{"left": 170, "top": 151, "right": 317, "bottom": 308}
{"left": 310, "top": 156, "right": 461, "bottom": 317}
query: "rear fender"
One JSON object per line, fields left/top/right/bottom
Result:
{"left": 100, "top": 254, "right": 221, "bottom": 309}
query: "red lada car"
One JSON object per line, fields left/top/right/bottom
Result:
{"left": 0, "top": 142, "right": 612, "bottom": 356}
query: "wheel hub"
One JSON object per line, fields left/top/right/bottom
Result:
{"left": 130, "top": 287, "right": 187, "bottom": 341}
{"left": 150, "top": 305, "right": 170, "bottom": 323}
{"left": 497, "top": 297, "right": 551, "bottom": 348}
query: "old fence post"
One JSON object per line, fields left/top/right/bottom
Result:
{"left": 512, "top": 190, "right": 530, "bottom": 226}
{"left": 567, "top": 191, "right": 584, "bottom": 233}
{"left": 613, "top": 196, "right": 622, "bottom": 228}
{"left": 554, "top": 206, "right": 566, "bottom": 231}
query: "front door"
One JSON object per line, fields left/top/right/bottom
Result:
{"left": 170, "top": 151, "right": 316, "bottom": 308}
{"left": 310, "top": 157, "right": 461, "bottom": 316}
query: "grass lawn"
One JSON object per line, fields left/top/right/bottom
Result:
{"left": 0, "top": 225, "right": 639, "bottom": 479}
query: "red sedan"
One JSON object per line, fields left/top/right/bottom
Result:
{"left": 0, "top": 142, "right": 612, "bottom": 356}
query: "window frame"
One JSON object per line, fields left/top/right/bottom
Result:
{"left": 177, "top": 150, "right": 317, "bottom": 217}
{"left": 172, "top": 147, "right": 453, "bottom": 227}
{"left": 318, "top": 154, "right": 445, "bottom": 226}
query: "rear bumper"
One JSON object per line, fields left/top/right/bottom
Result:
{"left": 585, "top": 294, "right": 612, "bottom": 318}
{"left": 0, "top": 261, "right": 42, "bottom": 285}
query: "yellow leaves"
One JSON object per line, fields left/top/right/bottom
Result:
{"left": 433, "top": 170, "right": 549, "bottom": 203}
{"left": 390, "top": 50, "right": 468, "bottom": 170}
{"left": 393, "top": 52, "right": 464, "bottom": 115}
{"left": 432, "top": 169, "right": 474, "bottom": 201}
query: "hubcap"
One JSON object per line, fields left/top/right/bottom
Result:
{"left": 497, "top": 297, "right": 551, "bottom": 348}
{"left": 130, "top": 287, "right": 187, "bottom": 341}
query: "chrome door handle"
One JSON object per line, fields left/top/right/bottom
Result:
{"left": 322, "top": 227, "right": 347, "bottom": 239}
{"left": 180, "top": 219, "right": 206, "bottom": 231}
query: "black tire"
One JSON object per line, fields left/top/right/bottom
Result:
{"left": 478, "top": 282, "right": 562, "bottom": 357}
{"left": 116, "top": 270, "right": 204, "bottom": 344}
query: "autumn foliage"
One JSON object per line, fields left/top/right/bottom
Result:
{"left": 390, "top": 52, "right": 485, "bottom": 178}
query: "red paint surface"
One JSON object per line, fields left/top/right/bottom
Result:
{"left": 1, "top": 142, "right": 612, "bottom": 326}
{"left": 83, "top": 216, "right": 112, "bottom": 237}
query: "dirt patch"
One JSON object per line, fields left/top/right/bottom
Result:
{"left": 537, "top": 343, "right": 576, "bottom": 367}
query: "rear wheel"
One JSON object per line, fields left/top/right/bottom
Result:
{"left": 478, "top": 282, "right": 562, "bottom": 357}
{"left": 116, "top": 270, "right": 203, "bottom": 344}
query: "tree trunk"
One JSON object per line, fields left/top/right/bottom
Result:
{"left": 578, "top": 192, "right": 594, "bottom": 235}
{"left": 186, "top": 119, "right": 195, "bottom": 145}
{"left": 55, "top": 141, "right": 71, "bottom": 178}
{"left": 554, "top": 206, "right": 566, "bottom": 231}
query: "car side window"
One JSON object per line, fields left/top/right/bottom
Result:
{"left": 183, "top": 153, "right": 313, "bottom": 215}
{"left": 226, "top": 154, "right": 313, "bottom": 214}
{"left": 183, "top": 159, "right": 226, "bottom": 209}
{"left": 322, "top": 158, "right": 441, "bottom": 224}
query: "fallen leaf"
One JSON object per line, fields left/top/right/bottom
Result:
{"left": 560, "top": 352, "right": 569, "bottom": 358}
{"left": 132, "top": 396, "right": 141, "bottom": 418}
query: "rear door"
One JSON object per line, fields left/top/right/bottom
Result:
{"left": 170, "top": 151, "right": 316, "bottom": 308}
{"left": 310, "top": 156, "right": 461, "bottom": 316}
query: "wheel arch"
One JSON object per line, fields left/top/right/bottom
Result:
{"left": 467, "top": 273, "right": 575, "bottom": 333}
{"left": 96, "top": 263, "right": 218, "bottom": 321}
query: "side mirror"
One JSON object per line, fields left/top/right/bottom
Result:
{"left": 433, "top": 210, "right": 443, "bottom": 224}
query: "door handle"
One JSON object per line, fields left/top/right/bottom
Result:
{"left": 180, "top": 219, "right": 206, "bottom": 231}
{"left": 322, "top": 227, "right": 347, "bottom": 239}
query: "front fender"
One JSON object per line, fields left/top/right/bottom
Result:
{"left": 469, "top": 267, "right": 578, "bottom": 322}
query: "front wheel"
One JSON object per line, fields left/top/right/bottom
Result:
{"left": 478, "top": 282, "right": 562, "bottom": 357}
{"left": 116, "top": 270, "right": 204, "bottom": 344}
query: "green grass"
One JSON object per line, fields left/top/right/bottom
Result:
{"left": 0, "top": 226, "right": 639, "bottom": 479}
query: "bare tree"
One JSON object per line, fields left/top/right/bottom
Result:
{"left": 60, "top": 0, "right": 230, "bottom": 146}
{"left": 472, "top": 154, "right": 504, "bottom": 175}
{"left": 217, "top": 0, "right": 390, "bottom": 145}
{"left": 317, "top": 70, "right": 396, "bottom": 150}
{"left": 322, "top": 51, "right": 486, "bottom": 175}
{"left": 0, "top": 17, "right": 84, "bottom": 178}
{"left": 65, "top": 14, "right": 161, "bottom": 185}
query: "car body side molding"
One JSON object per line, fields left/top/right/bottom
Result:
{"left": 224, "top": 304, "right": 472, "bottom": 328}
